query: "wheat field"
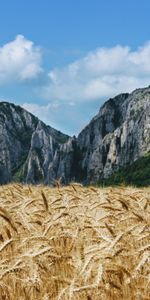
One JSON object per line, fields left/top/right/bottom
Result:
{"left": 0, "top": 183, "right": 149, "bottom": 300}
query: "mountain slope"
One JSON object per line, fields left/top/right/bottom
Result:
{"left": 100, "top": 151, "right": 150, "bottom": 186}
{"left": 0, "top": 85, "right": 150, "bottom": 185}
{"left": 49, "top": 86, "right": 150, "bottom": 185}
{"left": 0, "top": 102, "right": 69, "bottom": 184}
{"left": 75, "top": 87, "right": 150, "bottom": 183}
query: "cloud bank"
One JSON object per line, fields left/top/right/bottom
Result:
{"left": 1, "top": 36, "right": 150, "bottom": 103}
{"left": 1, "top": 36, "right": 150, "bottom": 134}
{"left": 0, "top": 35, "right": 43, "bottom": 84}
{"left": 43, "top": 42, "right": 150, "bottom": 103}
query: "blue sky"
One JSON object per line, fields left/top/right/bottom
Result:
{"left": 0, "top": 0, "right": 150, "bottom": 135}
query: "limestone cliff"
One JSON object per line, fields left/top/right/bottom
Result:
{"left": 0, "top": 86, "right": 150, "bottom": 185}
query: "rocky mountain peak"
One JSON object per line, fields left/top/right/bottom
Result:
{"left": 0, "top": 85, "right": 150, "bottom": 185}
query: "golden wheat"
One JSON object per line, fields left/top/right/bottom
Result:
{"left": 0, "top": 184, "right": 149, "bottom": 299}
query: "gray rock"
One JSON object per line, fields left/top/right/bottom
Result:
{"left": 0, "top": 102, "right": 69, "bottom": 184}
{"left": 76, "top": 88, "right": 150, "bottom": 183}
{"left": 0, "top": 86, "right": 150, "bottom": 185}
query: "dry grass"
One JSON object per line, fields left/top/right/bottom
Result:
{"left": 0, "top": 183, "right": 149, "bottom": 300}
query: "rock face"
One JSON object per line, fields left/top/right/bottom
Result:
{"left": 0, "top": 86, "right": 150, "bottom": 185}
{"left": 0, "top": 102, "right": 69, "bottom": 184}
{"left": 76, "top": 88, "right": 150, "bottom": 183}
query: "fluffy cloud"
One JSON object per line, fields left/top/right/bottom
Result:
{"left": 22, "top": 102, "right": 61, "bottom": 129}
{"left": 4, "top": 39, "right": 150, "bottom": 135}
{"left": 0, "top": 35, "right": 43, "bottom": 84}
{"left": 42, "top": 42, "right": 150, "bottom": 103}
{"left": 22, "top": 102, "right": 59, "bottom": 118}
{"left": 22, "top": 101, "right": 94, "bottom": 136}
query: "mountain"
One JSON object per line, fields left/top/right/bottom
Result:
{"left": 76, "top": 88, "right": 150, "bottom": 184}
{"left": 101, "top": 151, "right": 150, "bottom": 186}
{"left": 49, "top": 86, "right": 150, "bottom": 185}
{"left": 0, "top": 86, "right": 150, "bottom": 185}
{"left": 0, "top": 102, "right": 69, "bottom": 184}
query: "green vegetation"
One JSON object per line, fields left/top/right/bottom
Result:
{"left": 12, "top": 166, "right": 25, "bottom": 182}
{"left": 32, "top": 160, "right": 44, "bottom": 182}
{"left": 16, "top": 130, "right": 33, "bottom": 148}
{"left": 99, "top": 152, "right": 150, "bottom": 187}
{"left": 71, "top": 143, "right": 87, "bottom": 181}
{"left": 55, "top": 132, "right": 70, "bottom": 144}
{"left": 33, "top": 147, "right": 44, "bottom": 163}
{"left": 130, "top": 107, "right": 143, "bottom": 122}
{"left": 130, "top": 108, "right": 135, "bottom": 117}
{"left": 12, "top": 153, "right": 28, "bottom": 182}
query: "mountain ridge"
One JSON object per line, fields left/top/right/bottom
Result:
{"left": 0, "top": 86, "right": 150, "bottom": 185}
{"left": 0, "top": 101, "right": 69, "bottom": 184}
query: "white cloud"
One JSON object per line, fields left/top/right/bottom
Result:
{"left": 2, "top": 39, "right": 150, "bottom": 135}
{"left": 22, "top": 102, "right": 60, "bottom": 127}
{"left": 42, "top": 42, "right": 150, "bottom": 103}
{"left": 0, "top": 35, "right": 43, "bottom": 84}
{"left": 21, "top": 101, "right": 93, "bottom": 136}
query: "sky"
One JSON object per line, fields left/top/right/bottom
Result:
{"left": 0, "top": 0, "right": 150, "bottom": 135}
